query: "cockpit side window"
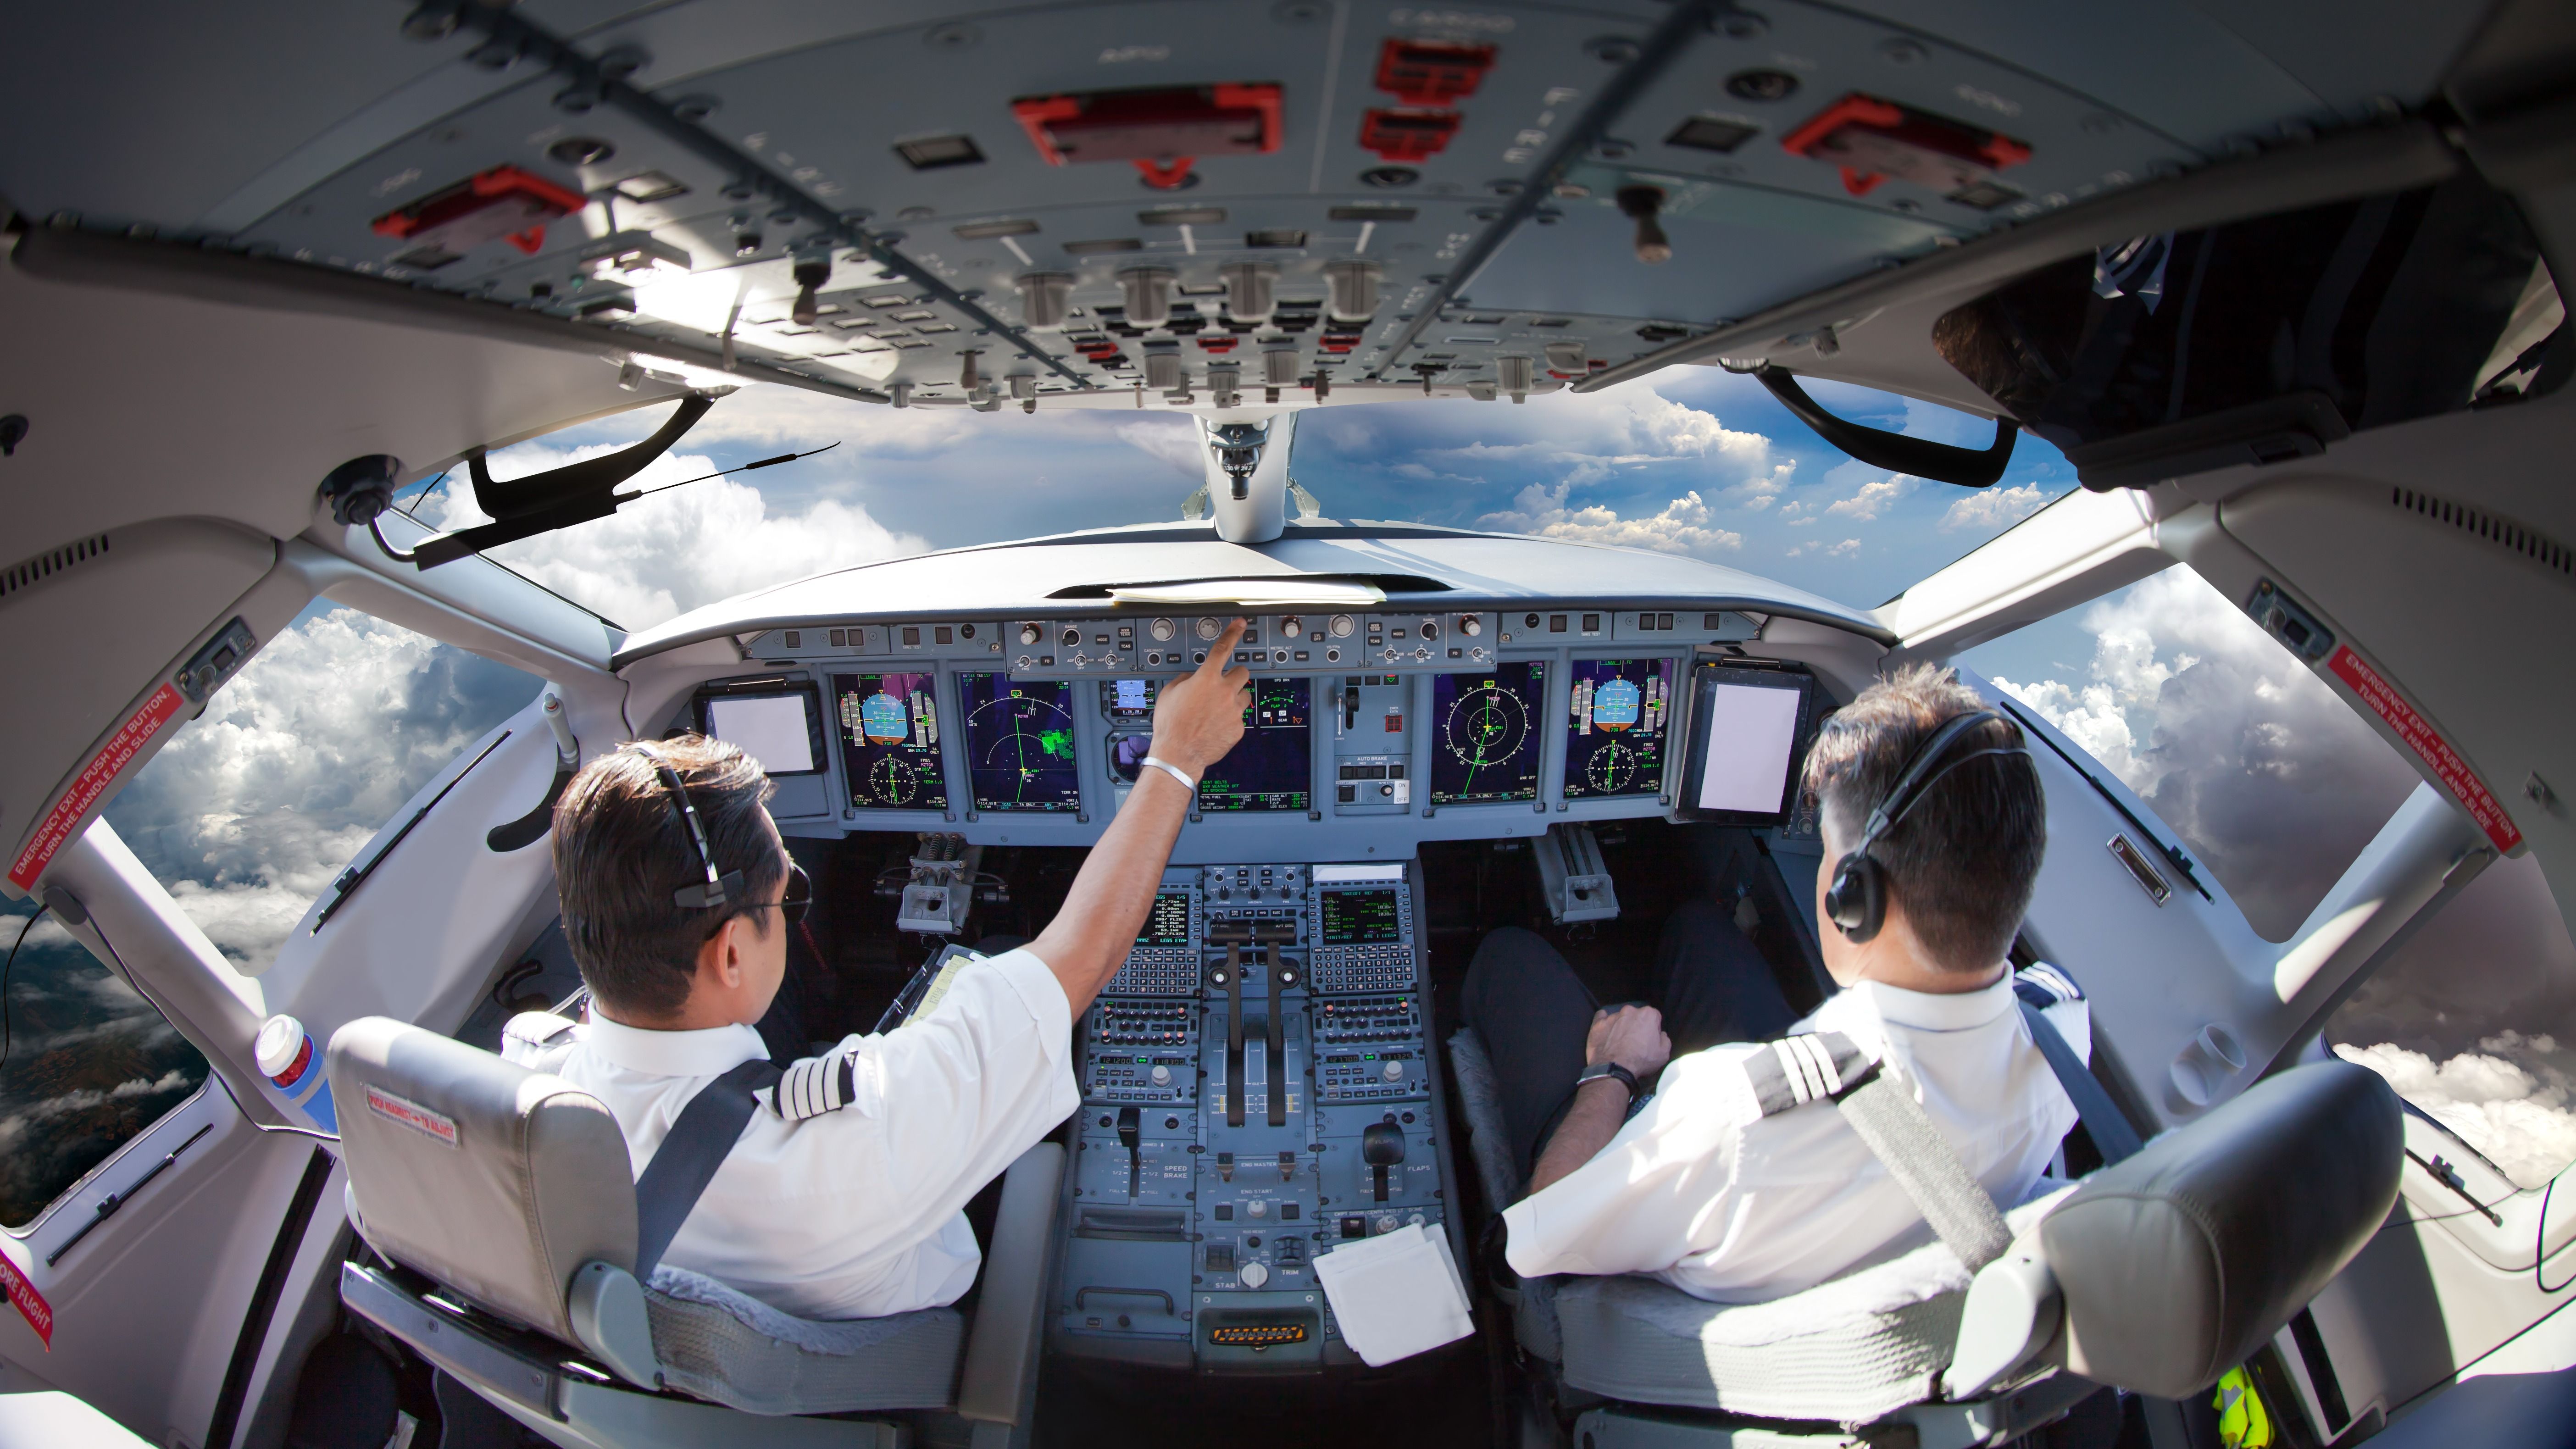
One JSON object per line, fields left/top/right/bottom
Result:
{"left": 100, "top": 600, "right": 540, "bottom": 974}
{"left": 0, "top": 900, "right": 210, "bottom": 1228}
{"left": 2328, "top": 854, "right": 2576, "bottom": 1191}
{"left": 1961, "top": 566, "right": 2418, "bottom": 941}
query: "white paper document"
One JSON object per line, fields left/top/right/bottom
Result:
{"left": 1311, "top": 1223, "right": 1475, "bottom": 1366}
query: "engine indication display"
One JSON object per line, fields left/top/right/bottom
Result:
{"left": 1199, "top": 677, "right": 1310, "bottom": 812}
{"left": 1564, "top": 658, "right": 1674, "bottom": 799}
{"left": 1431, "top": 662, "right": 1546, "bottom": 804}
{"left": 833, "top": 673, "right": 947, "bottom": 810}
{"left": 959, "top": 673, "right": 1082, "bottom": 811}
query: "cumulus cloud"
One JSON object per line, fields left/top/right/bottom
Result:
{"left": 1475, "top": 482, "right": 1743, "bottom": 554}
{"left": 2335, "top": 1035, "right": 2576, "bottom": 1189}
{"left": 1940, "top": 482, "right": 2047, "bottom": 533}
{"left": 422, "top": 445, "right": 927, "bottom": 629}
{"left": 1314, "top": 379, "right": 1784, "bottom": 499}
{"left": 1826, "top": 474, "right": 1915, "bottom": 522}
{"left": 1992, "top": 568, "right": 2420, "bottom": 939}
{"left": 102, "top": 608, "right": 539, "bottom": 970}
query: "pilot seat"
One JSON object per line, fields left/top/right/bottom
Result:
{"left": 324, "top": 1016, "right": 1062, "bottom": 1449}
{"left": 1445, "top": 1026, "right": 2402, "bottom": 1447}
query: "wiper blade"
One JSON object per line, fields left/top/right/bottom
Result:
{"left": 313, "top": 731, "right": 512, "bottom": 932}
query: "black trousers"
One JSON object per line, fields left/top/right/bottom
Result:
{"left": 1460, "top": 899, "right": 1799, "bottom": 1186}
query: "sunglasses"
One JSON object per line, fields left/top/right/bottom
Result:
{"left": 740, "top": 861, "right": 812, "bottom": 924}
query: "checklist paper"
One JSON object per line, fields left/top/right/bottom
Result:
{"left": 1312, "top": 1223, "right": 1475, "bottom": 1366}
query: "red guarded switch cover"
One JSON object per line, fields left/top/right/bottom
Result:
{"left": 370, "top": 165, "right": 588, "bottom": 265}
{"left": 1375, "top": 39, "right": 1495, "bottom": 107}
{"left": 1013, "top": 83, "right": 1282, "bottom": 190}
{"left": 1358, "top": 107, "right": 1462, "bottom": 163}
{"left": 1780, "top": 93, "right": 2031, "bottom": 201}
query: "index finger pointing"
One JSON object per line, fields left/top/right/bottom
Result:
{"left": 1203, "top": 617, "right": 1248, "bottom": 674}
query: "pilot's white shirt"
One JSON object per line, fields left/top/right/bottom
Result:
{"left": 512, "top": 947, "right": 1078, "bottom": 1321}
{"left": 1502, "top": 970, "right": 2088, "bottom": 1303}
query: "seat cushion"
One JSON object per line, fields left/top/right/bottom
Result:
{"left": 643, "top": 1266, "right": 964, "bottom": 1416}
{"left": 1553, "top": 1188, "right": 2076, "bottom": 1422}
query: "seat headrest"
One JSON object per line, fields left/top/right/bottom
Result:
{"left": 2043, "top": 1060, "right": 2400, "bottom": 1399}
{"left": 327, "top": 1016, "right": 637, "bottom": 1344}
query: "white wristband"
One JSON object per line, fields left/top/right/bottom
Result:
{"left": 1140, "top": 755, "right": 1198, "bottom": 791}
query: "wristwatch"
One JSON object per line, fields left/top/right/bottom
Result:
{"left": 1574, "top": 1061, "right": 1641, "bottom": 1100}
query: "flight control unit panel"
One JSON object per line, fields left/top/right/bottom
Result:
{"left": 1051, "top": 860, "right": 1457, "bottom": 1374}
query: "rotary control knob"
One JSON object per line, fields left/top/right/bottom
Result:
{"left": 1150, "top": 617, "right": 1177, "bottom": 642}
{"left": 1061, "top": 626, "right": 1080, "bottom": 648}
{"left": 1281, "top": 616, "right": 1303, "bottom": 636}
{"left": 1151, "top": 1064, "right": 1173, "bottom": 1086}
{"left": 1421, "top": 620, "right": 1440, "bottom": 640}
{"left": 1460, "top": 616, "right": 1482, "bottom": 636}
{"left": 1195, "top": 616, "right": 1222, "bottom": 640}
{"left": 1247, "top": 1199, "right": 1268, "bottom": 1219}
{"left": 1382, "top": 1060, "right": 1405, "bottom": 1082}
{"left": 1329, "top": 614, "right": 1355, "bottom": 638}
{"left": 1238, "top": 1260, "right": 1271, "bottom": 1289}
{"left": 1019, "top": 622, "right": 1042, "bottom": 645}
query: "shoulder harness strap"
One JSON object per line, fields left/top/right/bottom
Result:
{"left": 632, "top": 1057, "right": 783, "bottom": 1282}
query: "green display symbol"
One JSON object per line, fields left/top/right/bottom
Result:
{"left": 1039, "top": 729, "right": 1073, "bottom": 759}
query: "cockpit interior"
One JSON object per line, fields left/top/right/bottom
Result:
{"left": 4, "top": 1, "right": 2575, "bottom": 1448}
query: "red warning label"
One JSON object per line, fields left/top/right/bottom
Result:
{"left": 0, "top": 1247, "right": 52, "bottom": 1349}
{"left": 2328, "top": 647, "right": 2523, "bottom": 854}
{"left": 8, "top": 683, "right": 185, "bottom": 892}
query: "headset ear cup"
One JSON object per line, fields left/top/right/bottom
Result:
{"left": 1827, "top": 854, "right": 1884, "bottom": 943}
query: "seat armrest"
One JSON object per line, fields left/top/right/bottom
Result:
{"left": 957, "top": 1142, "right": 1066, "bottom": 1427}
{"left": 1948, "top": 1224, "right": 2062, "bottom": 1400}
{"left": 567, "top": 1260, "right": 660, "bottom": 1390}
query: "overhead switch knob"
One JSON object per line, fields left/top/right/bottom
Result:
{"left": 1617, "top": 186, "right": 1672, "bottom": 264}
{"left": 1324, "top": 260, "right": 1382, "bottom": 322}
{"left": 1016, "top": 271, "right": 1074, "bottom": 330}
{"left": 1263, "top": 344, "right": 1300, "bottom": 386}
{"left": 1221, "top": 262, "right": 1277, "bottom": 324}
{"left": 1498, "top": 355, "right": 1535, "bottom": 404}
{"left": 1120, "top": 266, "right": 1177, "bottom": 328}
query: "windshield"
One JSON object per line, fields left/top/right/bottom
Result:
{"left": 402, "top": 372, "right": 2074, "bottom": 630}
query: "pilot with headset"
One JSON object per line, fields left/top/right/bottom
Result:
{"left": 499, "top": 623, "right": 1253, "bottom": 1321}
{"left": 1465, "top": 663, "right": 2090, "bottom": 1302}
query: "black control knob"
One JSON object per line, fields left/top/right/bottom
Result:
{"left": 1061, "top": 626, "right": 1081, "bottom": 648}
{"left": 1421, "top": 620, "right": 1440, "bottom": 640}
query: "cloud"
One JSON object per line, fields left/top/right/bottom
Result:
{"left": 1825, "top": 474, "right": 1915, "bottom": 522}
{"left": 2335, "top": 1036, "right": 2576, "bottom": 1189}
{"left": 1993, "top": 567, "right": 2420, "bottom": 938}
{"left": 1719, "top": 463, "right": 1799, "bottom": 513}
{"left": 101, "top": 607, "right": 539, "bottom": 970}
{"left": 1475, "top": 482, "right": 1743, "bottom": 555}
{"left": 1940, "top": 482, "right": 2047, "bottom": 533}
{"left": 423, "top": 445, "right": 926, "bottom": 629}
{"left": 1115, "top": 418, "right": 1204, "bottom": 477}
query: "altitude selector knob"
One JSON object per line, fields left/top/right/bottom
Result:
{"left": 1151, "top": 1064, "right": 1172, "bottom": 1086}
{"left": 1019, "top": 622, "right": 1042, "bottom": 645}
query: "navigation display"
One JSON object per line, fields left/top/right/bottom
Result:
{"left": 1681, "top": 666, "right": 1817, "bottom": 824}
{"left": 1138, "top": 891, "right": 1192, "bottom": 946}
{"left": 832, "top": 673, "right": 948, "bottom": 810}
{"left": 958, "top": 673, "right": 1082, "bottom": 811}
{"left": 1199, "top": 677, "right": 1310, "bottom": 812}
{"left": 696, "top": 687, "right": 825, "bottom": 776}
{"left": 1320, "top": 888, "right": 1401, "bottom": 944}
{"left": 1564, "top": 658, "right": 1675, "bottom": 799}
{"left": 1430, "top": 662, "right": 1546, "bottom": 804}
{"left": 1102, "top": 677, "right": 1157, "bottom": 723}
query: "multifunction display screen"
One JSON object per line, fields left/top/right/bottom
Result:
{"left": 1563, "top": 658, "right": 1675, "bottom": 799}
{"left": 1138, "top": 892, "right": 1193, "bottom": 946}
{"left": 1199, "top": 677, "right": 1311, "bottom": 812}
{"left": 957, "top": 673, "right": 1082, "bottom": 811}
{"left": 832, "top": 673, "right": 947, "bottom": 810}
{"left": 1430, "top": 662, "right": 1547, "bottom": 804}
{"left": 1319, "top": 888, "right": 1402, "bottom": 945}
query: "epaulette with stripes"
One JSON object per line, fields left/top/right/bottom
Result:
{"left": 1745, "top": 1032, "right": 1877, "bottom": 1117}
{"left": 2012, "top": 962, "right": 2084, "bottom": 1011}
{"left": 774, "top": 1047, "right": 862, "bottom": 1123}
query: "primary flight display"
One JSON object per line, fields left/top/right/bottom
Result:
{"left": 1564, "top": 658, "right": 1675, "bottom": 800}
{"left": 832, "top": 672, "right": 948, "bottom": 810}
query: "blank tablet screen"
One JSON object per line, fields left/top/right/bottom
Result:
{"left": 704, "top": 694, "right": 819, "bottom": 775}
{"left": 1696, "top": 682, "right": 1804, "bottom": 815}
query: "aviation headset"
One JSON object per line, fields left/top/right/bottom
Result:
{"left": 625, "top": 739, "right": 814, "bottom": 922}
{"left": 1820, "top": 708, "right": 2032, "bottom": 944}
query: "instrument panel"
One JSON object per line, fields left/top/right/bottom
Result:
{"left": 687, "top": 609, "right": 1796, "bottom": 848}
